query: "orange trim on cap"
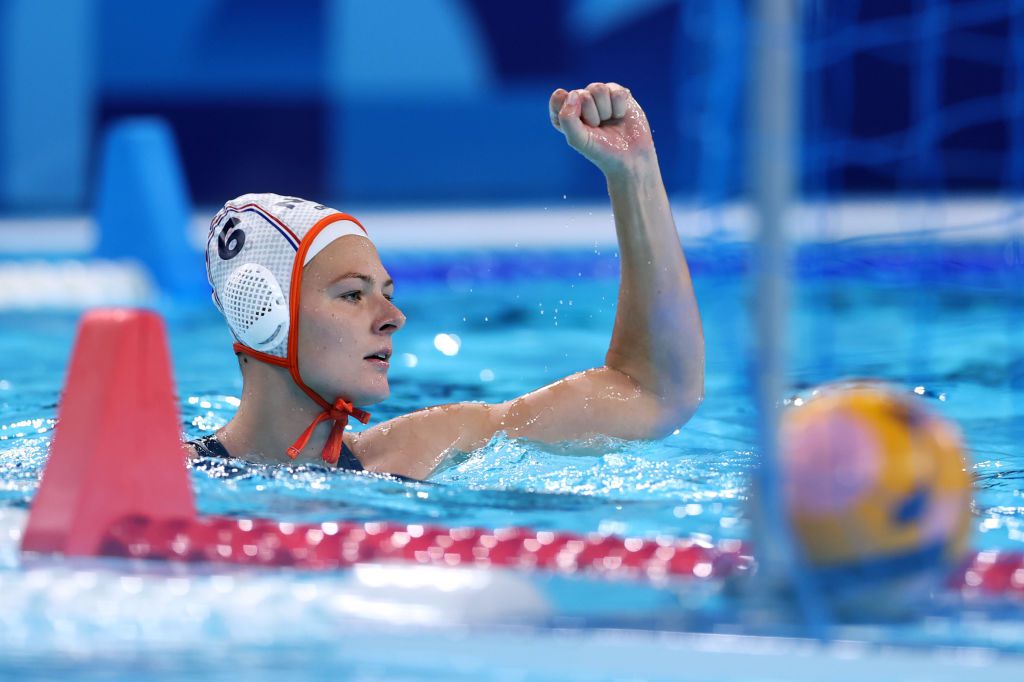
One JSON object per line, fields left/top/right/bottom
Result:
{"left": 286, "top": 212, "right": 367, "bottom": 410}
{"left": 229, "top": 210, "right": 372, "bottom": 464}
{"left": 282, "top": 212, "right": 371, "bottom": 463}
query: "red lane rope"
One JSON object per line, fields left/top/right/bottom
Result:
{"left": 99, "top": 515, "right": 752, "bottom": 581}
{"left": 951, "top": 550, "right": 1024, "bottom": 596}
{"left": 95, "top": 514, "right": 1024, "bottom": 594}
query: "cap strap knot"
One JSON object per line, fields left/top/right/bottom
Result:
{"left": 287, "top": 398, "right": 371, "bottom": 465}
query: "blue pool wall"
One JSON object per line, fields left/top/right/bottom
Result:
{"left": 2, "top": 0, "right": 1023, "bottom": 213}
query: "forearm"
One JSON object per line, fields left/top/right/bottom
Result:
{"left": 604, "top": 154, "right": 704, "bottom": 411}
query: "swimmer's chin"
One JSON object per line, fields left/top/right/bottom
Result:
{"left": 349, "top": 384, "right": 390, "bottom": 408}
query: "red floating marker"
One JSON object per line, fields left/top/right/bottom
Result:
{"left": 21, "top": 309, "right": 196, "bottom": 557}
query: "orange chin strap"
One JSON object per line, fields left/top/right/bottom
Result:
{"left": 232, "top": 212, "right": 372, "bottom": 465}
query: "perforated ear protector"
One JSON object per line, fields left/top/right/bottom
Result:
{"left": 221, "top": 263, "right": 289, "bottom": 352}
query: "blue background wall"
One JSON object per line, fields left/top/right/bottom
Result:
{"left": 0, "top": 0, "right": 1021, "bottom": 211}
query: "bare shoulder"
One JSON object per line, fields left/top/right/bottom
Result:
{"left": 346, "top": 402, "right": 500, "bottom": 480}
{"left": 341, "top": 364, "right": 694, "bottom": 480}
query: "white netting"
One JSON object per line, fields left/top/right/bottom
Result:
{"left": 220, "top": 263, "right": 288, "bottom": 352}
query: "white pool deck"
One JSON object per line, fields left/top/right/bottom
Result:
{"left": 1, "top": 197, "right": 1023, "bottom": 254}
{"left": 1, "top": 197, "right": 1020, "bottom": 310}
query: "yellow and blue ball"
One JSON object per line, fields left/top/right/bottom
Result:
{"left": 779, "top": 381, "right": 972, "bottom": 610}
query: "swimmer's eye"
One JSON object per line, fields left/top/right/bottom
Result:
{"left": 339, "top": 291, "right": 395, "bottom": 303}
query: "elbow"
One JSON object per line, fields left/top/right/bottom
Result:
{"left": 646, "top": 381, "right": 704, "bottom": 440}
{"left": 647, "top": 353, "right": 705, "bottom": 439}
{"left": 606, "top": 361, "right": 705, "bottom": 440}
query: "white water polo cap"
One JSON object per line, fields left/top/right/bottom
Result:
{"left": 205, "top": 193, "right": 369, "bottom": 358}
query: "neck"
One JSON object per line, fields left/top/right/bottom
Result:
{"left": 217, "top": 359, "right": 339, "bottom": 465}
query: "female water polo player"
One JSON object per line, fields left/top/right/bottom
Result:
{"left": 189, "top": 83, "right": 705, "bottom": 480}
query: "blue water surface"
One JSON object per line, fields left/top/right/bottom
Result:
{"left": 2, "top": 243, "right": 1022, "bottom": 547}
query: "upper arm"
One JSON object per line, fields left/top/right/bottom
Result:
{"left": 348, "top": 401, "right": 500, "bottom": 480}
{"left": 494, "top": 366, "right": 698, "bottom": 444}
{"left": 349, "top": 365, "right": 701, "bottom": 480}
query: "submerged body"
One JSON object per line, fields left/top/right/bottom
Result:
{"left": 191, "top": 83, "right": 705, "bottom": 479}
{"left": 191, "top": 433, "right": 365, "bottom": 472}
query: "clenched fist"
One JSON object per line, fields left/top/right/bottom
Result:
{"left": 549, "top": 82, "right": 656, "bottom": 178}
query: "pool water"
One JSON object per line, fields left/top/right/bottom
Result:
{"left": 1, "top": 242, "right": 1024, "bottom": 675}
{"left": 3, "top": 243, "right": 1022, "bottom": 545}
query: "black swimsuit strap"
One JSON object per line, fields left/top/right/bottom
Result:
{"left": 190, "top": 433, "right": 232, "bottom": 459}
{"left": 336, "top": 440, "right": 364, "bottom": 471}
{"left": 188, "top": 433, "right": 365, "bottom": 472}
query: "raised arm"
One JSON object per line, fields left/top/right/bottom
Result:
{"left": 350, "top": 83, "right": 704, "bottom": 480}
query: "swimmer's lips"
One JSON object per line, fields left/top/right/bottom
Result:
{"left": 364, "top": 349, "right": 391, "bottom": 369}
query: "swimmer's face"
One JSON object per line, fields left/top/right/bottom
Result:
{"left": 297, "top": 235, "right": 405, "bottom": 406}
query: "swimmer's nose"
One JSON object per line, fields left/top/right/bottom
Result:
{"left": 377, "top": 299, "right": 405, "bottom": 334}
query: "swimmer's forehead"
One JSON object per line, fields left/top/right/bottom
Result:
{"left": 307, "top": 236, "right": 393, "bottom": 288}
{"left": 330, "top": 271, "right": 395, "bottom": 288}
